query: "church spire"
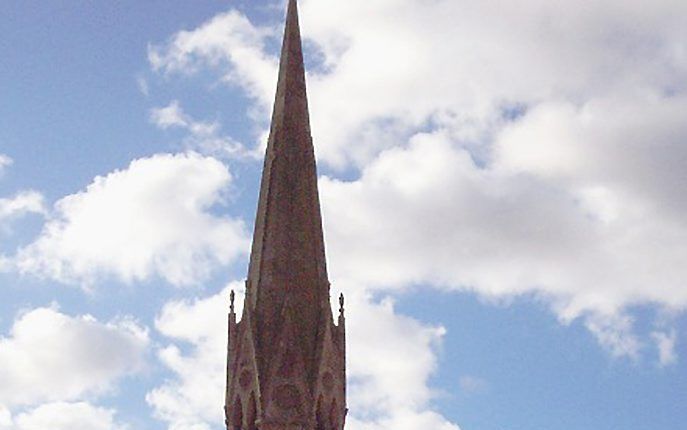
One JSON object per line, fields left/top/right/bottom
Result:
{"left": 245, "top": 0, "right": 329, "bottom": 372}
{"left": 247, "top": 0, "right": 326, "bottom": 295}
{"left": 225, "top": 1, "right": 345, "bottom": 429}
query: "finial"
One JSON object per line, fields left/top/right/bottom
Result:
{"left": 339, "top": 293, "right": 345, "bottom": 315}
{"left": 230, "top": 290, "right": 235, "bottom": 314}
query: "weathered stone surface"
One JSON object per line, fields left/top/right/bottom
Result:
{"left": 225, "top": 1, "right": 346, "bottom": 429}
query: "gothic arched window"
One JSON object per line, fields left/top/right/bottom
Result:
{"left": 329, "top": 399, "right": 339, "bottom": 430}
{"left": 315, "top": 396, "right": 326, "bottom": 430}
{"left": 246, "top": 392, "right": 258, "bottom": 430}
{"left": 232, "top": 396, "right": 243, "bottom": 430}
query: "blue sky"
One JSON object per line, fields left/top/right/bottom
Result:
{"left": 1, "top": 1, "right": 686, "bottom": 429}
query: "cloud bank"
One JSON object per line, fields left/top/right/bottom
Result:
{"left": 149, "top": 0, "right": 687, "bottom": 358}
{"left": 143, "top": 0, "right": 687, "bottom": 428}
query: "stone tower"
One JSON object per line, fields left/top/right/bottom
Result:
{"left": 224, "top": 1, "right": 347, "bottom": 429}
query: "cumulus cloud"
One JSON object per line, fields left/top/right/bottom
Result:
{"left": 14, "top": 152, "right": 249, "bottom": 287}
{"left": 1, "top": 402, "right": 128, "bottom": 430}
{"left": 318, "top": 120, "right": 687, "bottom": 356}
{"left": 321, "top": 129, "right": 685, "bottom": 303}
{"left": 137, "top": 75, "right": 150, "bottom": 97}
{"left": 345, "top": 293, "right": 444, "bottom": 414}
{"left": 149, "top": 0, "right": 687, "bottom": 168}
{"left": 146, "top": 0, "right": 687, "bottom": 373}
{"left": 147, "top": 285, "right": 460, "bottom": 430}
{"left": 0, "top": 154, "right": 12, "bottom": 174}
{"left": 0, "top": 406, "right": 10, "bottom": 427}
{"left": 344, "top": 291, "right": 460, "bottom": 430}
{"left": 458, "top": 375, "right": 488, "bottom": 395}
{"left": 347, "top": 410, "right": 460, "bottom": 430}
{"left": 147, "top": 2, "right": 687, "bottom": 347}
{"left": 150, "top": 101, "right": 249, "bottom": 159}
{"left": 0, "top": 154, "right": 46, "bottom": 234}
{"left": 148, "top": 10, "right": 277, "bottom": 110}
{"left": 652, "top": 330, "right": 678, "bottom": 367}
{"left": 0, "top": 191, "right": 46, "bottom": 229}
{"left": 303, "top": 0, "right": 687, "bottom": 166}
{"left": 0, "top": 306, "right": 148, "bottom": 407}
{"left": 150, "top": 100, "right": 191, "bottom": 130}
{"left": 147, "top": 283, "right": 242, "bottom": 430}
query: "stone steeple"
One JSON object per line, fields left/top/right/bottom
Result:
{"left": 225, "top": 1, "right": 347, "bottom": 429}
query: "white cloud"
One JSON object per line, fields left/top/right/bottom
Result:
{"left": 0, "top": 155, "right": 12, "bottom": 174}
{"left": 148, "top": 10, "right": 277, "bottom": 110}
{"left": 344, "top": 291, "right": 460, "bottom": 430}
{"left": 3, "top": 402, "right": 127, "bottom": 430}
{"left": 651, "top": 330, "right": 678, "bottom": 367}
{"left": 137, "top": 75, "right": 150, "bottom": 97}
{"left": 151, "top": 100, "right": 190, "bottom": 130}
{"left": 494, "top": 96, "right": 687, "bottom": 220}
{"left": 147, "top": 283, "right": 242, "bottom": 430}
{"left": 584, "top": 313, "right": 642, "bottom": 359}
{"left": 458, "top": 375, "right": 488, "bottom": 395}
{"left": 147, "top": 0, "right": 687, "bottom": 365}
{"left": 303, "top": 0, "right": 687, "bottom": 167}
{"left": 347, "top": 410, "right": 460, "bottom": 430}
{"left": 0, "top": 191, "right": 46, "bottom": 229}
{"left": 0, "top": 154, "right": 46, "bottom": 234}
{"left": 319, "top": 122, "right": 687, "bottom": 357}
{"left": 149, "top": 0, "right": 687, "bottom": 168}
{"left": 0, "top": 306, "right": 148, "bottom": 407}
{"left": 148, "top": 285, "right": 460, "bottom": 430}
{"left": 147, "top": 9, "right": 279, "bottom": 156}
{"left": 14, "top": 152, "right": 249, "bottom": 287}
{"left": 150, "top": 101, "right": 249, "bottom": 159}
{"left": 346, "top": 293, "right": 445, "bottom": 415}
{"left": 0, "top": 406, "right": 10, "bottom": 427}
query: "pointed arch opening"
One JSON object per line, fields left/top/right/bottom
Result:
{"left": 246, "top": 391, "right": 258, "bottom": 430}
{"left": 232, "top": 396, "right": 243, "bottom": 430}
{"left": 315, "top": 395, "right": 326, "bottom": 430}
{"left": 329, "top": 398, "right": 339, "bottom": 430}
